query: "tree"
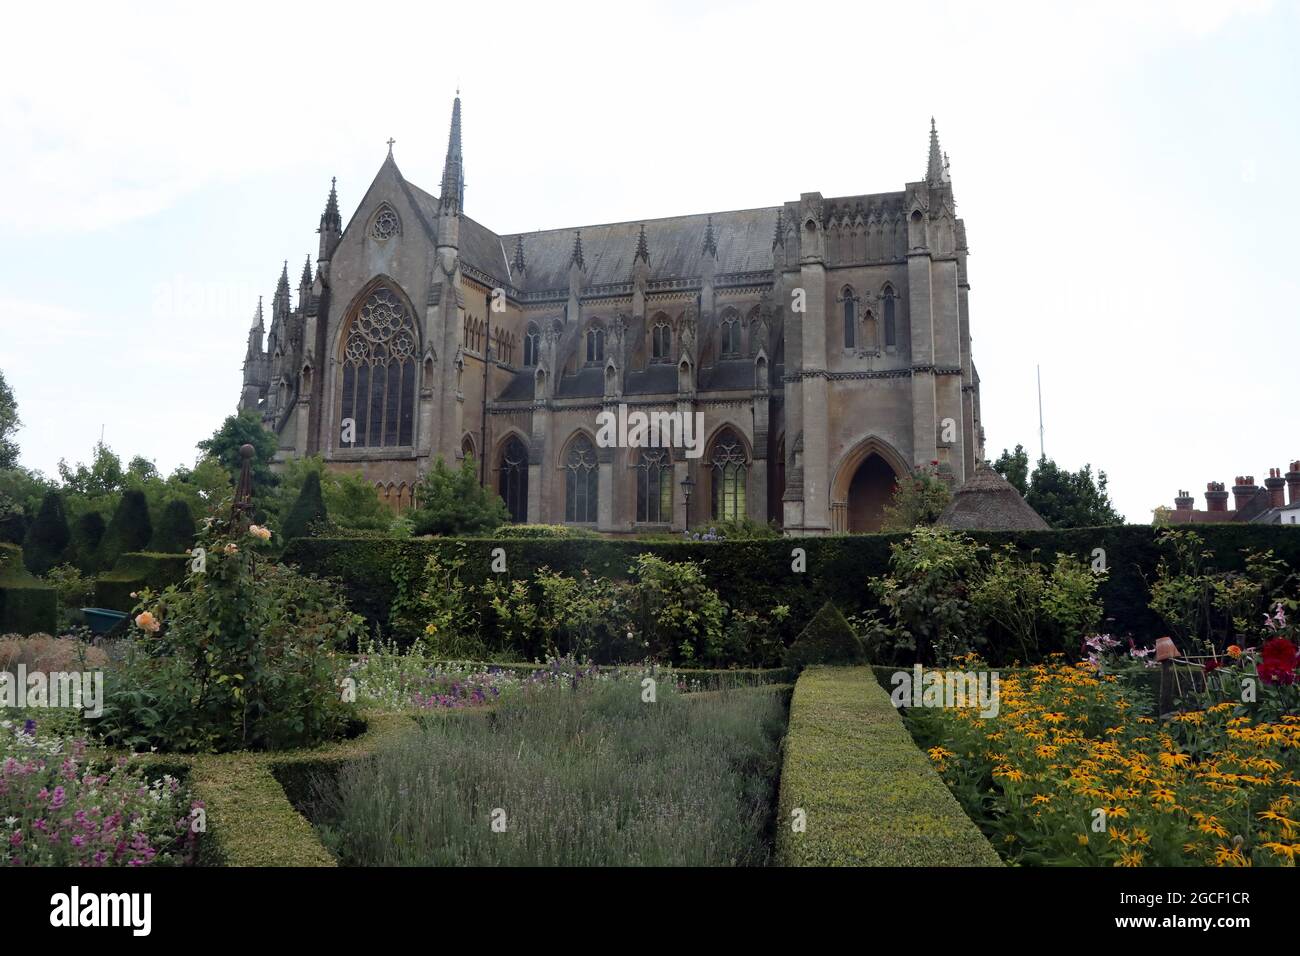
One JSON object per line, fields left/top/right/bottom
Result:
{"left": 99, "top": 488, "right": 152, "bottom": 567}
{"left": 1026, "top": 458, "right": 1124, "bottom": 528}
{"left": 151, "top": 498, "right": 197, "bottom": 553}
{"left": 282, "top": 471, "right": 327, "bottom": 541}
{"left": 992, "top": 444, "right": 1030, "bottom": 497}
{"left": 271, "top": 456, "right": 391, "bottom": 534}
{"left": 70, "top": 511, "right": 107, "bottom": 572}
{"left": 0, "top": 370, "right": 19, "bottom": 469}
{"left": 197, "top": 411, "right": 278, "bottom": 497}
{"left": 880, "top": 465, "right": 952, "bottom": 531}
{"left": 410, "top": 456, "right": 507, "bottom": 536}
{"left": 22, "top": 490, "right": 71, "bottom": 576}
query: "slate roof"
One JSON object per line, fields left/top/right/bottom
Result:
{"left": 937, "top": 463, "right": 1050, "bottom": 531}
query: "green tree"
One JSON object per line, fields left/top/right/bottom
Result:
{"left": 0, "top": 370, "right": 19, "bottom": 469}
{"left": 992, "top": 444, "right": 1030, "bottom": 496}
{"left": 271, "top": 456, "right": 391, "bottom": 534}
{"left": 70, "top": 511, "right": 107, "bottom": 572}
{"left": 197, "top": 411, "right": 278, "bottom": 497}
{"left": 1026, "top": 457, "right": 1123, "bottom": 528}
{"left": 99, "top": 488, "right": 152, "bottom": 568}
{"left": 282, "top": 471, "right": 327, "bottom": 541}
{"left": 22, "top": 490, "right": 71, "bottom": 575}
{"left": 151, "top": 498, "right": 197, "bottom": 553}
{"left": 410, "top": 457, "right": 507, "bottom": 536}
{"left": 880, "top": 464, "right": 952, "bottom": 531}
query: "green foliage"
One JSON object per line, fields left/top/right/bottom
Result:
{"left": 98, "top": 518, "right": 363, "bottom": 753}
{"left": 282, "top": 471, "right": 328, "bottom": 542}
{"left": 992, "top": 444, "right": 1030, "bottom": 496}
{"left": 483, "top": 523, "right": 597, "bottom": 539}
{"left": 98, "top": 488, "right": 152, "bottom": 569}
{"left": 776, "top": 667, "right": 1002, "bottom": 866}
{"left": 994, "top": 447, "right": 1124, "bottom": 527}
{"left": 41, "top": 563, "right": 95, "bottom": 628}
{"left": 196, "top": 410, "right": 278, "bottom": 499}
{"left": 69, "top": 511, "right": 107, "bottom": 572}
{"left": 315, "top": 680, "right": 788, "bottom": 866}
{"left": 873, "top": 527, "right": 985, "bottom": 665}
{"left": 390, "top": 547, "right": 484, "bottom": 659}
{"left": 150, "top": 498, "right": 197, "bottom": 554}
{"left": 21, "top": 490, "right": 71, "bottom": 576}
{"left": 93, "top": 552, "right": 189, "bottom": 612}
{"left": 0, "top": 370, "right": 20, "bottom": 470}
{"left": 969, "top": 548, "right": 1105, "bottom": 661}
{"left": 784, "top": 601, "right": 865, "bottom": 671}
{"left": 630, "top": 553, "right": 726, "bottom": 664}
{"left": 409, "top": 456, "right": 507, "bottom": 536}
{"left": 271, "top": 457, "right": 392, "bottom": 536}
{"left": 881, "top": 463, "right": 952, "bottom": 531}
{"left": 0, "top": 544, "right": 57, "bottom": 634}
{"left": 1041, "top": 552, "right": 1105, "bottom": 647}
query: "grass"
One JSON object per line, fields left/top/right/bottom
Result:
{"left": 776, "top": 666, "right": 1003, "bottom": 866}
{"left": 311, "top": 679, "right": 789, "bottom": 866}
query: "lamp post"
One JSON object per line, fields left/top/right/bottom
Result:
{"left": 681, "top": 474, "right": 695, "bottom": 533}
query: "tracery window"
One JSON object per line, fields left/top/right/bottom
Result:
{"left": 720, "top": 313, "right": 740, "bottom": 357}
{"left": 371, "top": 207, "right": 400, "bottom": 241}
{"left": 652, "top": 321, "right": 672, "bottom": 362}
{"left": 564, "top": 434, "right": 599, "bottom": 522}
{"left": 498, "top": 436, "right": 529, "bottom": 523}
{"left": 636, "top": 449, "right": 673, "bottom": 523}
{"left": 710, "top": 429, "right": 747, "bottom": 521}
{"left": 883, "top": 286, "right": 897, "bottom": 348}
{"left": 843, "top": 288, "right": 856, "bottom": 348}
{"left": 339, "top": 285, "right": 416, "bottom": 447}
{"left": 585, "top": 326, "right": 604, "bottom": 364}
{"left": 524, "top": 322, "right": 540, "bottom": 367}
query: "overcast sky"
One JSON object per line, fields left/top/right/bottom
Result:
{"left": 1, "top": 0, "right": 1295, "bottom": 521}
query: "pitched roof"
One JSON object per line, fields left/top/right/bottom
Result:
{"left": 937, "top": 463, "right": 1050, "bottom": 531}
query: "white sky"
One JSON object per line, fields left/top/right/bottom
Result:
{"left": 0, "top": 0, "right": 1295, "bottom": 521}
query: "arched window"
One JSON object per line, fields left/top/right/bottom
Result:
{"left": 720, "top": 313, "right": 740, "bottom": 357}
{"left": 564, "top": 434, "right": 598, "bottom": 522}
{"left": 585, "top": 326, "right": 604, "bottom": 364}
{"left": 652, "top": 321, "right": 672, "bottom": 362}
{"left": 710, "top": 429, "right": 748, "bottom": 521}
{"left": 636, "top": 449, "right": 673, "bottom": 523}
{"left": 843, "top": 288, "right": 856, "bottom": 348}
{"left": 461, "top": 435, "right": 476, "bottom": 464}
{"left": 498, "top": 436, "right": 529, "bottom": 523}
{"left": 339, "top": 284, "right": 417, "bottom": 448}
{"left": 883, "top": 287, "right": 897, "bottom": 348}
{"left": 523, "top": 322, "right": 540, "bottom": 367}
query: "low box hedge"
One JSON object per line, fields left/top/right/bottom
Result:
{"left": 775, "top": 666, "right": 1002, "bottom": 866}
{"left": 93, "top": 551, "right": 189, "bottom": 612}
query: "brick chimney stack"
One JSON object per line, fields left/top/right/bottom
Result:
{"left": 1205, "top": 481, "right": 1229, "bottom": 512}
{"left": 1287, "top": 460, "right": 1300, "bottom": 505}
{"left": 1265, "top": 468, "right": 1286, "bottom": 508}
{"left": 1173, "top": 490, "right": 1194, "bottom": 511}
{"left": 1232, "top": 475, "right": 1258, "bottom": 511}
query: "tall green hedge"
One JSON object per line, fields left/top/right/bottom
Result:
{"left": 151, "top": 498, "right": 196, "bottom": 554}
{"left": 99, "top": 489, "right": 152, "bottom": 569}
{"left": 284, "top": 524, "right": 1300, "bottom": 644}
{"left": 0, "top": 542, "right": 57, "bottom": 634}
{"left": 93, "top": 551, "right": 189, "bottom": 612}
{"left": 21, "top": 490, "right": 71, "bottom": 576}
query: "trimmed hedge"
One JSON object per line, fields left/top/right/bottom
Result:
{"left": 784, "top": 601, "right": 866, "bottom": 671}
{"left": 286, "top": 524, "right": 1300, "bottom": 645}
{"left": 0, "top": 542, "right": 57, "bottom": 634}
{"left": 93, "top": 551, "right": 189, "bottom": 612}
{"left": 775, "top": 666, "right": 1002, "bottom": 866}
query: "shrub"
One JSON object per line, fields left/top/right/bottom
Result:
{"left": 881, "top": 463, "right": 951, "bottom": 531}
{"left": 98, "top": 518, "right": 362, "bottom": 753}
{"left": 0, "top": 543, "right": 57, "bottom": 635}
{"left": 99, "top": 489, "right": 152, "bottom": 569}
{"left": 282, "top": 471, "right": 328, "bottom": 542}
{"left": 92, "top": 552, "right": 188, "bottom": 613}
{"left": 70, "top": 511, "right": 106, "bottom": 572}
{"left": 0, "top": 719, "right": 201, "bottom": 866}
{"left": 873, "top": 527, "right": 984, "bottom": 665}
{"left": 40, "top": 564, "right": 95, "bottom": 628}
{"left": 21, "top": 491, "right": 71, "bottom": 576}
{"left": 150, "top": 498, "right": 196, "bottom": 553}
{"left": 389, "top": 547, "right": 484, "bottom": 659}
{"left": 313, "top": 679, "right": 787, "bottom": 866}
{"left": 409, "top": 456, "right": 507, "bottom": 536}
{"left": 784, "top": 601, "right": 865, "bottom": 671}
{"left": 776, "top": 667, "right": 1001, "bottom": 866}
{"left": 629, "top": 553, "right": 726, "bottom": 664}
{"left": 485, "top": 523, "right": 599, "bottom": 539}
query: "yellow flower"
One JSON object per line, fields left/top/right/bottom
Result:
{"left": 928, "top": 747, "right": 955, "bottom": 762}
{"left": 425, "top": 623, "right": 439, "bottom": 635}
{"left": 1116, "top": 849, "right": 1144, "bottom": 867}
{"left": 1262, "top": 842, "right": 1300, "bottom": 862}
{"left": 248, "top": 524, "right": 273, "bottom": 541}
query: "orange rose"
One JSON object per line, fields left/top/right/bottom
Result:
{"left": 135, "top": 610, "right": 161, "bottom": 633}
{"left": 1227, "top": 645, "right": 1242, "bottom": 659}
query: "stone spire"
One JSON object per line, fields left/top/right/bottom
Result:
{"left": 702, "top": 215, "right": 718, "bottom": 258}
{"left": 634, "top": 223, "right": 649, "bottom": 264}
{"left": 246, "top": 298, "right": 264, "bottom": 354}
{"left": 926, "top": 117, "right": 949, "bottom": 185}
{"left": 771, "top": 208, "right": 785, "bottom": 249}
{"left": 570, "top": 230, "right": 585, "bottom": 270}
{"left": 439, "top": 93, "right": 465, "bottom": 212}
{"left": 273, "top": 261, "right": 290, "bottom": 318}
{"left": 512, "top": 234, "right": 526, "bottom": 275}
{"left": 300, "top": 255, "right": 313, "bottom": 289}
{"left": 319, "top": 177, "right": 342, "bottom": 261}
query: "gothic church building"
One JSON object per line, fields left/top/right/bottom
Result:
{"left": 239, "top": 96, "right": 985, "bottom": 534}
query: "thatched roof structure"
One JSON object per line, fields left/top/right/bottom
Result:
{"left": 937, "top": 462, "right": 1050, "bottom": 530}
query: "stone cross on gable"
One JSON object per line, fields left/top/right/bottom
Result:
{"left": 387, "top": 138, "right": 396, "bottom": 154}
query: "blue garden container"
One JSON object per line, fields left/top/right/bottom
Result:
{"left": 81, "top": 607, "right": 128, "bottom": 636}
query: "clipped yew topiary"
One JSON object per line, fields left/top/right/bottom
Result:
{"left": 784, "top": 601, "right": 866, "bottom": 671}
{"left": 151, "top": 498, "right": 196, "bottom": 554}
{"left": 282, "top": 471, "right": 327, "bottom": 541}
{"left": 99, "top": 489, "right": 151, "bottom": 568}
{"left": 71, "top": 511, "right": 107, "bottom": 572}
{"left": 22, "top": 490, "right": 71, "bottom": 576}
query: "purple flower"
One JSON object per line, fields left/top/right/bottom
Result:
{"left": 22, "top": 719, "right": 35, "bottom": 736}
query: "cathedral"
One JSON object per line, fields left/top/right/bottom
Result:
{"left": 239, "top": 95, "right": 985, "bottom": 534}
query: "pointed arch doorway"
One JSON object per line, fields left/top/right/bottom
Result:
{"left": 830, "top": 437, "right": 908, "bottom": 533}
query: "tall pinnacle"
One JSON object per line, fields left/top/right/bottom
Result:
{"left": 702, "top": 215, "right": 718, "bottom": 258}
{"left": 772, "top": 208, "right": 785, "bottom": 249}
{"left": 251, "top": 297, "right": 264, "bottom": 331}
{"left": 276, "top": 261, "right": 290, "bottom": 297}
{"left": 512, "top": 234, "right": 526, "bottom": 274}
{"left": 570, "top": 230, "right": 585, "bottom": 270}
{"left": 634, "top": 224, "right": 649, "bottom": 264}
{"left": 926, "top": 117, "right": 947, "bottom": 185}
{"left": 300, "top": 255, "right": 313, "bottom": 288}
{"left": 320, "top": 177, "right": 341, "bottom": 233}
{"left": 439, "top": 93, "right": 464, "bottom": 212}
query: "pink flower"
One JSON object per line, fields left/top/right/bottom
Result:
{"left": 134, "top": 610, "right": 161, "bottom": 633}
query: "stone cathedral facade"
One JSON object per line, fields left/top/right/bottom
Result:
{"left": 239, "top": 96, "right": 985, "bottom": 534}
